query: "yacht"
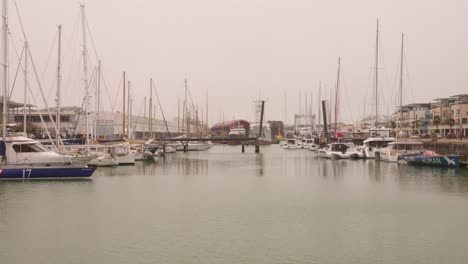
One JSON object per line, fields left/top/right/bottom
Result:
{"left": 86, "top": 144, "right": 135, "bottom": 165}
{"left": 175, "top": 141, "right": 212, "bottom": 151}
{"left": 283, "top": 139, "right": 298, "bottom": 150}
{"left": 0, "top": 135, "right": 95, "bottom": 179}
{"left": 361, "top": 128, "right": 396, "bottom": 159}
{"left": 318, "top": 142, "right": 363, "bottom": 159}
{"left": 378, "top": 140, "right": 424, "bottom": 163}
{"left": 2, "top": 136, "right": 78, "bottom": 166}
{"left": 228, "top": 127, "right": 246, "bottom": 136}
{"left": 308, "top": 141, "right": 320, "bottom": 151}
{"left": 87, "top": 156, "right": 119, "bottom": 167}
{"left": 295, "top": 138, "right": 303, "bottom": 149}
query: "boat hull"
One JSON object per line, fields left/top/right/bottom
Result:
{"left": 0, "top": 166, "right": 96, "bottom": 179}
{"left": 404, "top": 155, "right": 460, "bottom": 169}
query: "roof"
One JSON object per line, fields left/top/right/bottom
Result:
{"left": 0, "top": 97, "right": 35, "bottom": 109}
{"left": 211, "top": 120, "right": 250, "bottom": 130}
{"left": 450, "top": 94, "right": 468, "bottom": 98}
{"left": 432, "top": 97, "right": 456, "bottom": 101}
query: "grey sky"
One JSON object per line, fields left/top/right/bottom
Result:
{"left": 7, "top": 0, "right": 468, "bottom": 125}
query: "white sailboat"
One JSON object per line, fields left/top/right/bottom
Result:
{"left": 318, "top": 142, "right": 363, "bottom": 159}
{"left": 378, "top": 33, "right": 422, "bottom": 162}
{"left": 360, "top": 20, "right": 396, "bottom": 159}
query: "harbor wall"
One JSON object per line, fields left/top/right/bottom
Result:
{"left": 423, "top": 140, "right": 468, "bottom": 156}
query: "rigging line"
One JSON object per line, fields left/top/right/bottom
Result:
{"left": 403, "top": 49, "right": 416, "bottom": 103}
{"left": 12, "top": 0, "right": 64, "bottom": 155}
{"left": 8, "top": 35, "right": 25, "bottom": 99}
{"left": 39, "top": 30, "right": 58, "bottom": 84}
{"left": 60, "top": 10, "right": 81, "bottom": 69}
{"left": 61, "top": 55, "right": 83, "bottom": 107}
{"left": 151, "top": 80, "right": 171, "bottom": 136}
{"left": 187, "top": 86, "right": 197, "bottom": 112}
{"left": 340, "top": 68, "right": 354, "bottom": 123}
{"left": 62, "top": 12, "right": 81, "bottom": 95}
{"left": 25, "top": 44, "right": 65, "bottom": 155}
{"left": 130, "top": 100, "right": 145, "bottom": 139}
{"left": 32, "top": 44, "right": 72, "bottom": 104}
{"left": 70, "top": 67, "right": 98, "bottom": 137}
{"left": 367, "top": 36, "right": 376, "bottom": 118}
{"left": 84, "top": 12, "right": 100, "bottom": 61}
{"left": 98, "top": 66, "right": 115, "bottom": 113}
{"left": 390, "top": 55, "right": 400, "bottom": 112}
{"left": 377, "top": 27, "right": 386, "bottom": 107}
{"left": 111, "top": 76, "right": 122, "bottom": 113}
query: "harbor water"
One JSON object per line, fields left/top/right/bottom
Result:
{"left": 1, "top": 145, "right": 468, "bottom": 263}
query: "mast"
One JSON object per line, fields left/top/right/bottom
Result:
{"left": 80, "top": 4, "right": 89, "bottom": 144}
{"left": 310, "top": 90, "right": 313, "bottom": 129}
{"left": 333, "top": 57, "right": 341, "bottom": 142}
{"left": 305, "top": 91, "right": 308, "bottom": 125}
{"left": 149, "top": 79, "right": 152, "bottom": 138}
{"left": 56, "top": 25, "right": 62, "bottom": 147}
{"left": 122, "top": 71, "right": 126, "bottom": 138}
{"left": 318, "top": 81, "right": 321, "bottom": 128}
{"left": 96, "top": 60, "right": 101, "bottom": 140}
{"left": 177, "top": 98, "right": 180, "bottom": 133}
{"left": 143, "top": 96, "right": 146, "bottom": 138}
{"left": 205, "top": 89, "right": 208, "bottom": 136}
{"left": 23, "top": 42, "right": 27, "bottom": 134}
{"left": 299, "top": 91, "right": 301, "bottom": 118}
{"left": 2, "top": 0, "right": 8, "bottom": 141}
{"left": 184, "top": 78, "right": 189, "bottom": 138}
{"left": 196, "top": 107, "right": 199, "bottom": 136}
{"left": 374, "top": 19, "right": 379, "bottom": 127}
{"left": 284, "top": 90, "right": 287, "bottom": 127}
{"left": 127, "top": 80, "right": 131, "bottom": 139}
{"left": 399, "top": 33, "right": 404, "bottom": 130}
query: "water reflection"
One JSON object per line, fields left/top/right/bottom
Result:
{"left": 256, "top": 153, "right": 264, "bottom": 176}
{"left": 176, "top": 154, "right": 208, "bottom": 176}
{"left": 1, "top": 146, "right": 468, "bottom": 264}
{"left": 394, "top": 164, "right": 468, "bottom": 194}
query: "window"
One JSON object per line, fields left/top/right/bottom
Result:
{"left": 13, "top": 143, "right": 48, "bottom": 153}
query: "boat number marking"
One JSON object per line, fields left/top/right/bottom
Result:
{"left": 22, "top": 169, "right": 32, "bottom": 178}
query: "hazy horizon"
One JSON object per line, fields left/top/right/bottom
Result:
{"left": 6, "top": 0, "right": 468, "bottom": 125}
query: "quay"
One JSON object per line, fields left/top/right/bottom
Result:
{"left": 421, "top": 139, "right": 468, "bottom": 157}
{"left": 163, "top": 137, "right": 262, "bottom": 153}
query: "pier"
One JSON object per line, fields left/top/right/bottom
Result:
{"left": 162, "top": 137, "right": 261, "bottom": 153}
{"left": 422, "top": 139, "right": 468, "bottom": 157}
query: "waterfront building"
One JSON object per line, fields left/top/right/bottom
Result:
{"left": 392, "top": 103, "right": 431, "bottom": 135}
{"left": 391, "top": 94, "right": 468, "bottom": 138}
{"left": 428, "top": 94, "right": 468, "bottom": 137}
{"left": 12, "top": 106, "right": 178, "bottom": 139}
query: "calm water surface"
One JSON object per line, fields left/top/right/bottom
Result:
{"left": 1, "top": 145, "right": 468, "bottom": 264}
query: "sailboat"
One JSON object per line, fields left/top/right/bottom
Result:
{"left": 378, "top": 33, "right": 428, "bottom": 163}
{"left": 0, "top": 1, "right": 95, "bottom": 179}
{"left": 317, "top": 58, "right": 363, "bottom": 159}
{"left": 361, "top": 20, "right": 396, "bottom": 159}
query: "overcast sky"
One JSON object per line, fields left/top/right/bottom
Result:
{"left": 6, "top": 0, "right": 468, "bottom": 125}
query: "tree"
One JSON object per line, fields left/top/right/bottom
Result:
{"left": 447, "top": 117, "right": 455, "bottom": 132}
{"left": 433, "top": 116, "right": 441, "bottom": 133}
{"left": 412, "top": 119, "right": 422, "bottom": 134}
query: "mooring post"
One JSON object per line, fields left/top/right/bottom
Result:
{"left": 163, "top": 143, "right": 166, "bottom": 154}
{"left": 255, "top": 100, "right": 265, "bottom": 154}
{"left": 322, "top": 100, "right": 329, "bottom": 144}
{"left": 183, "top": 142, "right": 187, "bottom": 152}
{"left": 241, "top": 144, "right": 245, "bottom": 153}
